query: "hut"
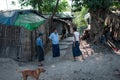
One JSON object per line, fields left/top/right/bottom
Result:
{"left": 54, "top": 12, "right": 73, "bottom": 36}
{"left": 0, "top": 10, "right": 49, "bottom": 61}
{"left": 43, "top": 12, "right": 73, "bottom": 38}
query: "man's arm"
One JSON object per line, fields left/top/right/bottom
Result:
{"left": 79, "top": 34, "right": 81, "bottom": 42}
{"left": 49, "top": 34, "right": 52, "bottom": 47}
{"left": 49, "top": 39, "right": 52, "bottom": 46}
{"left": 39, "top": 39, "right": 44, "bottom": 48}
{"left": 73, "top": 33, "right": 76, "bottom": 47}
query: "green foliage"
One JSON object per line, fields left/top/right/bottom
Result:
{"left": 73, "top": 6, "right": 89, "bottom": 33}
{"left": 73, "top": 7, "right": 88, "bottom": 30}
{"left": 41, "top": 0, "right": 56, "bottom": 14}
{"left": 111, "top": 1, "right": 120, "bottom": 10}
{"left": 84, "top": 0, "right": 113, "bottom": 11}
{"left": 18, "top": 0, "right": 69, "bottom": 14}
{"left": 57, "top": 0, "right": 70, "bottom": 12}
{"left": 72, "top": 0, "right": 113, "bottom": 12}
{"left": 72, "top": 0, "right": 83, "bottom": 12}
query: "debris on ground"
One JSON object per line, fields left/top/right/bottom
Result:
{"left": 0, "top": 37, "right": 120, "bottom": 80}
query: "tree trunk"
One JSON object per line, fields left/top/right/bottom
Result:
{"left": 88, "top": 9, "right": 108, "bottom": 43}
{"left": 105, "top": 13, "right": 120, "bottom": 41}
{"left": 38, "top": 3, "right": 42, "bottom": 14}
{"left": 49, "top": 0, "right": 60, "bottom": 33}
{"left": 82, "top": 10, "right": 120, "bottom": 43}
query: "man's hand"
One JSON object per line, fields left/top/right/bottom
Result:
{"left": 50, "top": 42, "right": 52, "bottom": 47}
{"left": 49, "top": 39, "right": 52, "bottom": 47}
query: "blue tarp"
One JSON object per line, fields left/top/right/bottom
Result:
{"left": 0, "top": 10, "right": 45, "bottom": 26}
{"left": 0, "top": 10, "right": 18, "bottom": 25}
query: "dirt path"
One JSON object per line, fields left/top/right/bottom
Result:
{"left": 1, "top": 37, "right": 120, "bottom": 80}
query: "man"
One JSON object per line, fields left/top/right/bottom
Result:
{"left": 49, "top": 28, "right": 60, "bottom": 57}
{"left": 36, "top": 33, "right": 44, "bottom": 63}
{"left": 72, "top": 27, "right": 84, "bottom": 61}
{"left": 61, "top": 26, "right": 66, "bottom": 39}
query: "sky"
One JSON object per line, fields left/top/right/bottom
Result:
{"left": 0, "top": 0, "right": 20, "bottom": 10}
{"left": 0, "top": 0, "right": 72, "bottom": 10}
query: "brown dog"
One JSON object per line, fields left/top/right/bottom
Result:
{"left": 17, "top": 67, "right": 46, "bottom": 80}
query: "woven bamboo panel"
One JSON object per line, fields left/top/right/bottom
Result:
{"left": 0, "top": 20, "right": 50, "bottom": 61}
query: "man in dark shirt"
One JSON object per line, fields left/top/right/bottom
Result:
{"left": 36, "top": 33, "right": 44, "bottom": 63}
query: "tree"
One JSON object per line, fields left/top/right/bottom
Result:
{"left": 111, "top": 1, "right": 120, "bottom": 11}
{"left": 83, "top": 0, "right": 112, "bottom": 43}
{"left": 72, "top": 0, "right": 83, "bottom": 12}
{"left": 17, "top": 0, "right": 69, "bottom": 14}
{"left": 73, "top": 7, "right": 88, "bottom": 27}
{"left": 49, "top": 0, "right": 60, "bottom": 33}
{"left": 72, "top": 0, "right": 120, "bottom": 43}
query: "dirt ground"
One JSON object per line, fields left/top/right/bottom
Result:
{"left": 0, "top": 37, "right": 120, "bottom": 80}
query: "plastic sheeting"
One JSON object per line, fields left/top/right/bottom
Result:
{"left": 0, "top": 10, "right": 46, "bottom": 30}
{"left": 0, "top": 11, "right": 18, "bottom": 25}
{"left": 15, "top": 13, "right": 45, "bottom": 30}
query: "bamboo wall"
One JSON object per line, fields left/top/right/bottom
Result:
{"left": 0, "top": 20, "right": 49, "bottom": 61}
{"left": 0, "top": 24, "right": 21, "bottom": 60}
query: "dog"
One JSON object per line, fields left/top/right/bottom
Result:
{"left": 17, "top": 67, "right": 46, "bottom": 80}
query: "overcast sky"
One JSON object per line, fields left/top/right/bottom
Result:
{"left": 0, "top": 0, "right": 20, "bottom": 10}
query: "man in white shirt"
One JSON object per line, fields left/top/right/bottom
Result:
{"left": 72, "top": 27, "right": 84, "bottom": 61}
{"left": 49, "top": 28, "right": 60, "bottom": 57}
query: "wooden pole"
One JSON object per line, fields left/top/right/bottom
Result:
{"left": 50, "top": 0, "right": 60, "bottom": 33}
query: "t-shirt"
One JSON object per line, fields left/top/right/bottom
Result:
{"left": 36, "top": 37, "right": 43, "bottom": 48}
{"left": 49, "top": 32, "right": 59, "bottom": 44}
{"left": 73, "top": 31, "right": 80, "bottom": 41}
